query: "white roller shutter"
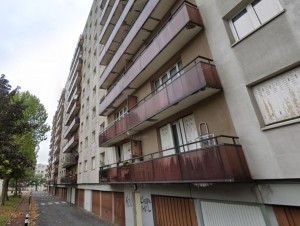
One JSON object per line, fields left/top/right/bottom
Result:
{"left": 201, "top": 201, "right": 266, "bottom": 226}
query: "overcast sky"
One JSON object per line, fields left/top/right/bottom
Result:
{"left": 0, "top": 0, "right": 93, "bottom": 165}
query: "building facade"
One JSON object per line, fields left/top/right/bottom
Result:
{"left": 47, "top": 0, "right": 300, "bottom": 225}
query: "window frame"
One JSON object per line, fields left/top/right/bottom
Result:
{"left": 229, "top": 0, "right": 283, "bottom": 41}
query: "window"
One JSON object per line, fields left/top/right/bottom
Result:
{"left": 92, "top": 106, "right": 96, "bottom": 119}
{"left": 115, "top": 106, "right": 128, "bottom": 121}
{"left": 85, "top": 136, "right": 89, "bottom": 148}
{"left": 230, "top": 0, "right": 283, "bottom": 41}
{"left": 154, "top": 61, "right": 183, "bottom": 92}
{"left": 84, "top": 160, "right": 87, "bottom": 172}
{"left": 253, "top": 66, "right": 300, "bottom": 126}
{"left": 93, "top": 86, "right": 96, "bottom": 97}
{"left": 91, "top": 157, "right": 96, "bottom": 170}
{"left": 92, "top": 131, "right": 96, "bottom": 143}
{"left": 79, "top": 162, "right": 82, "bottom": 174}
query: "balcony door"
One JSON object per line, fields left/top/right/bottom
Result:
{"left": 160, "top": 114, "right": 198, "bottom": 156}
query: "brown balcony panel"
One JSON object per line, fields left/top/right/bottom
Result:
{"left": 99, "top": 59, "right": 221, "bottom": 146}
{"left": 153, "top": 156, "right": 182, "bottom": 182}
{"left": 99, "top": 138, "right": 252, "bottom": 184}
{"left": 99, "top": 3, "right": 203, "bottom": 115}
{"left": 132, "top": 161, "right": 154, "bottom": 182}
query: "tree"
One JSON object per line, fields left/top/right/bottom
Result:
{"left": 27, "top": 174, "right": 46, "bottom": 191}
{"left": 12, "top": 91, "right": 50, "bottom": 194}
{"left": 0, "top": 74, "right": 35, "bottom": 205}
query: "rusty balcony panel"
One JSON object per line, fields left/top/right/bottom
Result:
{"left": 99, "top": 57, "right": 222, "bottom": 146}
{"left": 132, "top": 161, "right": 154, "bottom": 182}
{"left": 153, "top": 156, "right": 182, "bottom": 182}
{"left": 98, "top": 136, "right": 252, "bottom": 184}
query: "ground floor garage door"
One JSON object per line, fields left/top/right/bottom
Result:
{"left": 201, "top": 201, "right": 266, "bottom": 226}
{"left": 273, "top": 205, "right": 300, "bottom": 225}
{"left": 152, "top": 195, "right": 198, "bottom": 226}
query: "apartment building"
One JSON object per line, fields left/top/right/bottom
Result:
{"left": 47, "top": 0, "right": 300, "bottom": 225}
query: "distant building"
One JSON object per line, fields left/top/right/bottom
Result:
{"left": 35, "top": 163, "right": 47, "bottom": 178}
{"left": 47, "top": 0, "right": 300, "bottom": 225}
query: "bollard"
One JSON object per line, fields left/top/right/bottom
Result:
{"left": 24, "top": 213, "right": 30, "bottom": 226}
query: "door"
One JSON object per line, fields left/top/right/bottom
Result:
{"left": 182, "top": 115, "right": 198, "bottom": 150}
{"left": 159, "top": 124, "right": 175, "bottom": 156}
{"left": 134, "top": 192, "right": 142, "bottom": 226}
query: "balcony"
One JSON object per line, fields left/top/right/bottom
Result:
{"left": 99, "top": 1, "right": 202, "bottom": 91}
{"left": 62, "top": 153, "right": 78, "bottom": 168}
{"left": 64, "top": 117, "right": 80, "bottom": 139}
{"left": 99, "top": 136, "right": 252, "bottom": 184}
{"left": 67, "top": 82, "right": 81, "bottom": 103}
{"left": 99, "top": 57, "right": 221, "bottom": 146}
{"left": 53, "top": 155, "right": 59, "bottom": 164}
{"left": 98, "top": 0, "right": 126, "bottom": 45}
{"left": 99, "top": 0, "right": 116, "bottom": 26}
{"left": 62, "top": 134, "right": 79, "bottom": 153}
{"left": 98, "top": 0, "right": 148, "bottom": 65}
{"left": 60, "top": 175, "right": 77, "bottom": 185}
{"left": 54, "top": 133, "right": 61, "bottom": 145}
{"left": 66, "top": 93, "right": 80, "bottom": 114}
{"left": 53, "top": 145, "right": 59, "bottom": 155}
{"left": 65, "top": 101, "right": 80, "bottom": 126}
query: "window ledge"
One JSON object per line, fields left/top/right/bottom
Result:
{"left": 231, "top": 9, "right": 285, "bottom": 47}
{"left": 261, "top": 117, "right": 300, "bottom": 131}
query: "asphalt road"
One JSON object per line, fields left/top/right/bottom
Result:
{"left": 33, "top": 191, "right": 114, "bottom": 226}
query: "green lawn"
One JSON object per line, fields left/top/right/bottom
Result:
{"left": 0, "top": 195, "right": 23, "bottom": 226}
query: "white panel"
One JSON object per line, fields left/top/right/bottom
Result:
{"left": 182, "top": 115, "right": 198, "bottom": 150}
{"left": 71, "top": 188, "right": 76, "bottom": 204}
{"left": 201, "top": 201, "right": 266, "bottom": 226}
{"left": 253, "top": 67, "right": 300, "bottom": 125}
{"left": 84, "top": 190, "right": 92, "bottom": 212}
{"left": 122, "top": 142, "right": 131, "bottom": 160}
{"left": 160, "top": 124, "right": 175, "bottom": 156}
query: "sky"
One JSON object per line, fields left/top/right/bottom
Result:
{"left": 0, "top": 0, "right": 93, "bottom": 165}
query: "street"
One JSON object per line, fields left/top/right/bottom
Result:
{"left": 33, "top": 191, "right": 114, "bottom": 226}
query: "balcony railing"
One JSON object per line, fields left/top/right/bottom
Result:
{"left": 99, "top": 136, "right": 252, "bottom": 184}
{"left": 64, "top": 117, "right": 80, "bottom": 139}
{"left": 62, "top": 153, "right": 78, "bottom": 168}
{"left": 67, "top": 84, "right": 81, "bottom": 103}
{"left": 62, "top": 134, "right": 79, "bottom": 153}
{"left": 99, "top": 1, "right": 203, "bottom": 95}
{"left": 99, "top": 57, "right": 221, "bottom": 146}
{"left": 60, "top": 175, "right": 77, "bottom": 185}
{"left": 65, "top": 101, "right": 80, "bottom": 126}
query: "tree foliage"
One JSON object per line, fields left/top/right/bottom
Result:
{"left": 0, "top": 74, "right": 50, "bottom": 205}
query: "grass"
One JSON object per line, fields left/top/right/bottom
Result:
{"left": 0, "top": 195, "right": 23, "bottom": 226}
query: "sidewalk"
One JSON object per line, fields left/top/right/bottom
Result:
{"left": 6, "top": 193, "right": 30, "bottom": 226}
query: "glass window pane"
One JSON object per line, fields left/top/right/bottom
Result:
{"left": 232, "top": 9, "right": 255, "bottom": 39}
{"left": 170, "top": 67, "right": 178, "bottom": 78}
{"left": 162, "top": 74, "right": 168, "bottom": 84}
{"left": 252, "top": 0, "right": 281, "bottom": 24}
